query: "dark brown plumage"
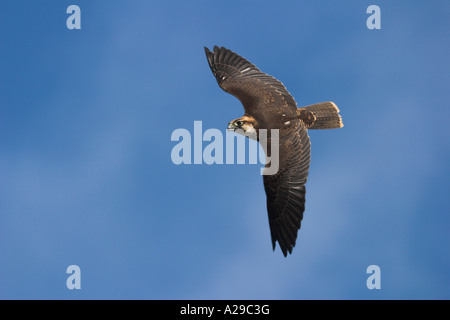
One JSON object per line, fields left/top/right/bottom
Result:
{"left": 205, "top": 46, "right": 343, "bottom": 257}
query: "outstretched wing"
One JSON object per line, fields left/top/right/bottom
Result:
{"left": 263, "top": 120, "right": 311, "bottom": 257}
{"left": 204, "top": 46, "right": 297, "bottom": 120}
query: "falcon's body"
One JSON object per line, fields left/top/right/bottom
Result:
{"left": 205, "top": 46, "right": 343, "bottom": 257}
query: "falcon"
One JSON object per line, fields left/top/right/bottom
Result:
{"left": 204, "top": 46, "right": 343, "bottom": 257}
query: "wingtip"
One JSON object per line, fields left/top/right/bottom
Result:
{"left": 272, "top": 240, "right": 290, "bottom": 257}
{"left": 329, "top": 101, "right": 340, "bottom": 113}
{"left": 204, "top": 47, "right": 215, "bottom": 71}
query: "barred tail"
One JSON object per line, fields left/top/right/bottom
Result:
{"left": 297, "top": 101, "right": 344, "bottom": 129}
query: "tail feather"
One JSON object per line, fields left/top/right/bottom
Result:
{"left": 298, "top": 101, "right": 343, "bottom": 129}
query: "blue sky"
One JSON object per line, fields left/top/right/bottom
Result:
{"left": 0, "top": 1, "right": 449, "bottom": 299}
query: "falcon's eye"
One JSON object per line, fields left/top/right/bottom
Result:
{"left": 235, "top": 120, "right": 244, "bottom": 127}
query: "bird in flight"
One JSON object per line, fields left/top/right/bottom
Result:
{"left": 204, "top": 46, "right": 343, "bottom": 257}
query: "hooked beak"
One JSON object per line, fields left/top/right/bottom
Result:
{"left": 227, "top": 121, "right": 236, "bottom": 131}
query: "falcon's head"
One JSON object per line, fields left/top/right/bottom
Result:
{"left": 227, "top": 116, "right": 257, "bottom": 139}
